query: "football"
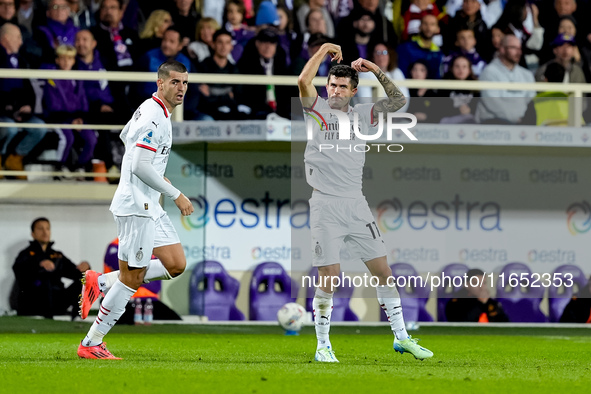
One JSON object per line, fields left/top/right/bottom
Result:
{"left": 277, "top": 302, "right": 306, "bottom": 332}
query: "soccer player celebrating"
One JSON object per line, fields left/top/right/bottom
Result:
{"left": 298, "top": 44, "right": 433, "bottom": 362}
{"left": 77, "top": 60, "right": 194, "bottom": 360}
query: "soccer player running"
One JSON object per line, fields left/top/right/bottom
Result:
{"left": 298, "top": 44, "right": 433, "bottom": 362}
{"left": 77, "top": 60, "right": 194, "bottom": 359}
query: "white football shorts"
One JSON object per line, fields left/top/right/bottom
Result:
{"left": 309, "top": 191, "right": 387, "bottom": 267}
{"left": 114, "top": 213, "right": 180, "bottom": 268}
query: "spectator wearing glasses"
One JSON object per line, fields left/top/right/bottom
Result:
{"left": 90, "top": 0, "right": 138, "bottom": 71}
{"left": 90, "top": 0, "right": 139, "bottom": 116}
{"left": 35, "top": 0, "right": 78, "bottom": 63}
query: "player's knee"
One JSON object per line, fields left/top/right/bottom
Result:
{"left": 168, "top": 259, "right": 186, "bottom": 278}
{"left": 119, "top": 271, "right": 144, "bottom": 290}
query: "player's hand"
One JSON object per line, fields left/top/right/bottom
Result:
{"left": 40, "top": 259, "right": 55, "bottom": 271}
{"left": 321, "top": 43, "right": 342, "bottom": 63}
{"left": 175, "top": 193, "right": 194, "bottom": 216}
{"left": 351, "top": 58, "right": 379, "bottom": 73}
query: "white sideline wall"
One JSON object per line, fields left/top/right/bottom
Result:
{"left": 0, "top": 202, "right": 116, "bottom": 314}
{"left": 0, "top": 202, "right": 388, "bottom": 320}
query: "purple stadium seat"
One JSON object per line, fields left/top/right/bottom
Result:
{"left": 496, "top": 262, "right": 547, "bottom": 322}
{"left": 379, "top": 263, "right": 433, "bottom": 322}
{"left": 249, "top": 262, "right": 295, "bottom": 321}
{"left": 305, "top": 267, "right": 359, "bottom": 321}
{"left": 437, "top": 263, "right": 469, "bottom": 321}
{"left": 548, "top": 264, "right": 588, "bottom": 322}
{"left": 189, "top": 260, "right": 244, "bottom": 320}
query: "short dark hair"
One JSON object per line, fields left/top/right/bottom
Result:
{"left": 327, "top": 64, "right": 359, "bottom": 89}
{"left": 31, "top": 217, "right": 49, "bottom": 232}
{"left": 213, "top": 29, "right": 232, "bottom": 42}
{"left": 101, "top": 0, "right": 123, "bottom": 10}
{"left": 307, "top": 33, "right": 329, "bottom": 49}
{"left": 544, "top": 62, "right": 566, "bottom": 83}
{"left": 164, "top": 27, "right": 182, "bottom": 42}
{"left": 157, "top": 59, "right": 188, "bottom": 80}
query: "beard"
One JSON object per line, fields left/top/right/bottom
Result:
{"left": 355, "top": 28, "right": 370, "bottom": 38}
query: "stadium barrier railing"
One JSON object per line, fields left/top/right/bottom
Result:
{"left": 1, "top": 69, "right": 590, "bottom": 178}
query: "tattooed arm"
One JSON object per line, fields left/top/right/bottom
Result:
{"left": 350, "top": 58, "right": 407, "bottom": 119}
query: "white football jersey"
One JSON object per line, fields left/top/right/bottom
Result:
{"left": 110, "top": 94, "right": 173, "bottom": 220}
{"left": 304, "top": 96, "right": 375, "bottom": 198}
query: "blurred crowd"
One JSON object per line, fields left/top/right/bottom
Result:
{"left": 1, "top": 0, "right": 590, "bottom": 178}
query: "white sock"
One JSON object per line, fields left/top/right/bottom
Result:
{"left": 313, "top": 287, "right": 333, "bottom": 350}
{"left": 97, "top": 259, "right": 171, "bottom": 292}
{"left": 143, "top": 259, "right": 172, "bottom": 283}
{"left": 377, "top": 285, "right": 409, "bottom": 340}
{"left": 82, "top": 279, "right": 136, "bottom": 347}
{"left": 98, "top": 271, "right": 119, "bottom": 293}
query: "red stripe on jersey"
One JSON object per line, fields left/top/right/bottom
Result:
{"left": 303, "top": 94, "right": 319, "bottom": 112}
{"left": 101, "top": 306, "right": 111, "bottom": 313}
{"left": 136, "top": 143, "right": 157, "bottom": 152}
{"left": 152, "top": 96, "right": 169, "bottom": 118}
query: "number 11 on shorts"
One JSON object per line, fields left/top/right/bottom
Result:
{"left": 366, "top": 221, "right": 381, "bottom": 239}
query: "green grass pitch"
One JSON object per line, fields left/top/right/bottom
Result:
{"left": 0, "top": 317, "right": 590, "bottom": 394}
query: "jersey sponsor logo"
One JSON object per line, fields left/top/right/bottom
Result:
{"left": 306, "top": 109, "right": 418, "bottom": 141}
{"left": 160, "top": 146, "right": 171, "bottom": 155}
{"left": 134, "top": 108, "right": 141, "bottom": 121}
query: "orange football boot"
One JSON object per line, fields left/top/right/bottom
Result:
{"left": 79, "top": 270, "right": 103, "bottom": 319}
{"left": 77, "top": 342, "right": 122, "bottom": 360}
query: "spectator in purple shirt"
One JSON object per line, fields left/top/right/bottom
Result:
{"left": 74, "top": 30, "right": 114, "bottom": 115}
{"left": 43, "top": 44, "right": 96, "bottom": 172}
{"left": 35, "top": 0, "right": 78, "bottom": 63}
{"left": 223, "top": 0, "right": 255, "bottom": 63}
